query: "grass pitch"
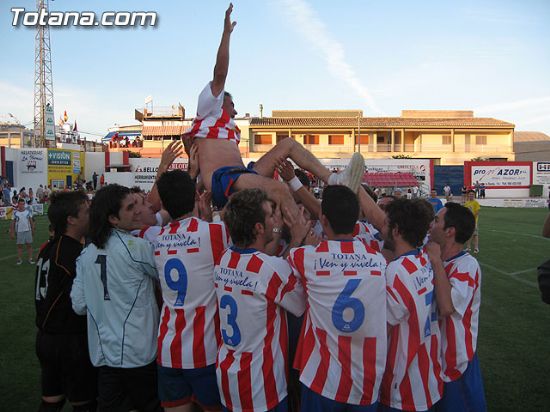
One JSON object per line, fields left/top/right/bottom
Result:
{"left": 0, "top": 207, "right": 549, "bottom": 411}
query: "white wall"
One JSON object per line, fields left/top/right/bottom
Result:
{"left": 84, "top": 152, "right": 105, "bottom": 181}
{"left": 104, "top": 172, "right": 134, "bottom": 188}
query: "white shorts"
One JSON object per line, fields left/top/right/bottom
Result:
{"left": 16, "top": 230, "right": 33, "bottom": 245}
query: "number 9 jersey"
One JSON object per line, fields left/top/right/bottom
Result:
{"left": 288, "top": 239, "right": 388, "bottom": 406}
{"left": 150, "top": 217, "right": 230, "bottom": 369}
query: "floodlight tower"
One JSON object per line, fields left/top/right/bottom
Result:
{"left": 33, "top": 0, "right": 55, "bottom": 148}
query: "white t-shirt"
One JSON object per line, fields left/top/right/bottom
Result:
{"left": 186, "top": 82, "right": 241, "bottom": 144}
{"left": 13, "top": 209, "right": 33, "bottom": 232}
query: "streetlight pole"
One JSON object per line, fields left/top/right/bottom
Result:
{"left": 357, "top": 111, "right": 361, "bottom": 153}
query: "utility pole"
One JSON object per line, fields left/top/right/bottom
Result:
{"left": 357, "top": 111, "right": 361, "bottom": 153}
{"left": 33, "top": 0, "right": 56, "bottom": 148}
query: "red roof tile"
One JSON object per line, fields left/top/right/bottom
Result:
{"left": 250, "top": 117, "right": 514, "bottom": 128}
{"left": 363, "top": 172, "right": 419, "bottom": 187}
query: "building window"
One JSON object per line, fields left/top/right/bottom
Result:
{"left": 254, "top": 134, "right": 272, "bottom": 145}
{"left": 328, "top": 135, "right": 345, "bottom": 145}
{"left": 355, "top": 134, "right": 369, "bottom": 145}
{"left": 304, "top": 134, "right": 319, "bottom": 145}
{"left": 442, "top": 135, "right": 451, "bottom": 145}
{"left": 277, "top": 134, "right": 293, "bottom": 143}
{"left": 476, "top": 135, "right": 487, "bottom": 145}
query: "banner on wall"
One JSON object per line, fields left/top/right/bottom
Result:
{"left": 73, "top": 151, "right": 81, "bottom": 174}
{"left": 534, "top": 162, "right": 550, "bottom": 186}
{"left": 130, "top": 158, "right": 189, "bottom": 191}
{"left": 48, "top": 150, "right": 72, "bottom": 166}
{"left": 19, "top": 149, "right": 45, "bottom": 174}
{"left": 45, "top": 105, "right": 56, "bottom": 141}
{"left": 465, "top": 162, "right": 532, "bottom": 189}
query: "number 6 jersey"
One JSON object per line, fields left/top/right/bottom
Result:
{"left": 214, "top": 246, "right": 306, "bottom": 412}
{"left": 288, "top": 239, "right": 388, "bottom": 406}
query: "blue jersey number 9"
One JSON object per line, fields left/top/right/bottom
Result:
{"left": 220, "top": 295, "right": 241, "bottom": 346}
{"left": 332, "top": 279, "right": 365, "bottom": 333}
{"left": 164, "top": 258, "right": 188, "bottom": 307}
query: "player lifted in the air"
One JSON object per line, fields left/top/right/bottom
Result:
{"left": 184, "top": 3, "right": 364, "bottom": 214}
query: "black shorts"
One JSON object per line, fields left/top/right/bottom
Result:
{"left": 36, "top": 331, "right": 97, "bottom": 402}
{"left": 98, "top": 362, "right": 162, "bottom": 412}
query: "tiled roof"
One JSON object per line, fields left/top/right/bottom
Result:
{"left": 514, "top": 131, "right": 550, "bottom": 142}
{"left": 363, "top": 172, "right": 419, "bottom": 187}
{"left": 142, "top": 125, "right": 187, "bottom": 137}
{"left": 250, "top": 117, "right": 514, "bottom": 128}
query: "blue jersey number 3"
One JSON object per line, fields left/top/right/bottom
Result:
{"left": 332, "top": 279, "right": 365, "bottom": 333}
{"left": 164, "top": 258, "right": 188, "bottom": 307}
{"left": 220, "top": 295, "right": 241, "bottom": 346}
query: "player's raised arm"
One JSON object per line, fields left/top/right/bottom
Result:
{"left": 211, "top": 3, "right": 236, "bottom": 97}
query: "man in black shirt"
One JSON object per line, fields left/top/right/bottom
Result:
{"left": 35, "top": 191, "right": 97, "bottom": 412}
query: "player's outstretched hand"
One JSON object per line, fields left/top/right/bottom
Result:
{"left": 224, "top": 3, "right": 237, "bottom": 34}
{"left": 159, "top": 140, "right": 184, "bottom": 174}
{"left": 277, "top": 159, "right": 295, "bottom": 182}
{"left": 284, "top": 205, "right": 312, "bottom": 247}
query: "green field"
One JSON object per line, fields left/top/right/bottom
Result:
{"left": 1, "top": 207, "right": 549, "bottom": 411}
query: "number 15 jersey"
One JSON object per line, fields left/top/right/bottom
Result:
{"left": 288, "top": 239, "right": 388, "bottom": 406}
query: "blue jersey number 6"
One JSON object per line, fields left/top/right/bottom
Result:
{"left": 220, "top": 295, "right": 241, "bottom": 346}
{"left": 332, "top": 279, "right": 365, "bottom": 333}
{"left": 164, "top": 258, "right": 188, "bottom": 307}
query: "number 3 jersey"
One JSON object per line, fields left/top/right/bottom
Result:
{"left": 381, "top": 249, "right": 443, "bottom": 411}
{"left": 214, "top": 247, "right": 306, "bottom": 412}
{"left": 149, "top": 217, "right": 230, "bottom": 369}
{"left": 288, "top": 239, "right": 388, "bottom": 406}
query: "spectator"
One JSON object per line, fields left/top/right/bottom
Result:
{"left": 427, "top": 189, "right": 444, "bottom": 213}
{"left": 461, "top": 185, "right": 468, "bottom": 203}
{"left": 9, "top": 198, "right": 35, "bottom": 265}
{"left": 36, "top": 184, "right": 44, "bottom": 203}
{"left": 479, "top": 182, "right": 486, "bottom": 199}
{"left": 443, "top": 183, "right": 452, "bottom": 201}
{"left": 2, "top": 183, "right": 11, "bottom": 206}
{"left": 464, "top": 190, "right": 481, "bottom": 253}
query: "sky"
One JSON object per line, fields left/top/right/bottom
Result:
{"left": 1, "top": 0, "right": 549, "bottom": 141}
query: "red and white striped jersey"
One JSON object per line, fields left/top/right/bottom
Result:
{"left": 381, "top": 249, "right": 443, "bottom": 411}
{"left": 288, "top": 239, "right": 387, "bottom": 406}
{"left": 353, "top": 220, "right": 384, "bottom": 253}
{"left": 186, "top": 82, "right": 241, "bottom": 144}
{"left": 214, "top": 247, "right": 305, "bottom": 412}
{"left": 440, "top": 251, "right": 482, "bottom": 382}
{"left": 151, "top": 217, "right": 230, "bottom": 369}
